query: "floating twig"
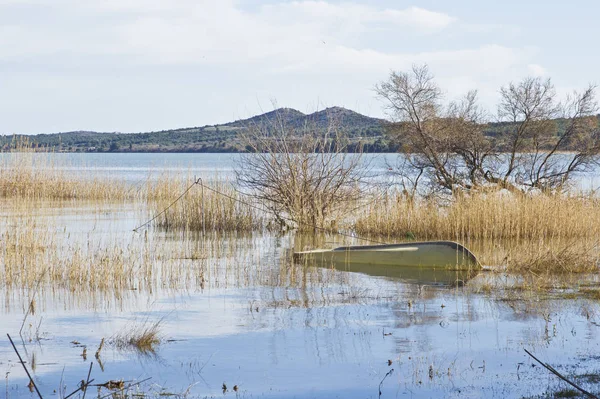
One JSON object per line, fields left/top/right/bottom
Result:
{"left": 82, "top": 362, "right": 93, "bottom": 399}
{"left": 63, "top": 378, "right": 95, "bottom": 399}
{"left": 63, "top": 362, "right": 95, "bottom": 399}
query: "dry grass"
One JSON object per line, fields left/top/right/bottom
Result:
{"left": 0, "top": 201, "right": 209, "bottom": 292}
{"left": 0, "top": 142, "right": 263, "bottom": 233}
{"left": 352, "top": 190, "right": 600, "bottom": 274}
{"left": 147, "top": 175, "right": 262, "bottom": 232}
{"left": 0, "top": 140, "right": 131, "bottom": 201}
{"left": 0, "top": 200, "right": 305, "bottom": 296}
{"left": 3, "top": 139, "right": 600, "bottom": 281}
{"left": 455, "top": 238, "right": 600, "bottom": 274}
{"left": 354, "top": 190, "right": 600, "bottom": 241}
{"left": 112, "top": 319, "right": 163, "bottom": 354}
{"left": 505, "top": 242, "right": 600, "bottom": 274}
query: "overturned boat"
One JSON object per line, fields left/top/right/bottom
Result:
{"left": 294, "top": 241, "right": 481, "bottom": 284}
{"left": 294, "top": 241, "right": 480, "bottom": 269}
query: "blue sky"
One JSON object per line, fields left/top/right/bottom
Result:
{"left": 0, "top": 0, "right": 598, "bottom": 133}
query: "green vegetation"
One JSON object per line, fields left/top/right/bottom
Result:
{"left": 0, "top": 106, "right": 387, "bottom": 153}
{"left": 1, "top": 104, "right": 598, "bottom": 154}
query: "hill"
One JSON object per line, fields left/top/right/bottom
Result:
{"left": 6, "top": 108, "right": 594, "bottom": 153}
{"left": 0, "top": 107, "right": 386, "bottom": 153}
{"left": 225, "top": 108, "right": 306, "bottom": 129}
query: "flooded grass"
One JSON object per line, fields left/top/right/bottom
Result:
{"left": 148, "top": 176, "right": 262, "bottom": 232}
{"left": 4, "top": 157, "right": 600, "bottom": 398}
{"left": 112, "top": 319, "right": 163, "bottom": 354}
{"left": 0, "top": 143, "right": 132, "bottom": 201}
{"left": 504, "top": 242, "right": 600, "bottom": 274}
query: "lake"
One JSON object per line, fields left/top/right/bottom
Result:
{"left": 1, "top": 153, "right": 600, "bottom": 399}
{"left": 1, "top": 152, "right": 597, "bottom": 189}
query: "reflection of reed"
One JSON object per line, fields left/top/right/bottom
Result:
{"left": 0, "top": 201, "right": 373, "bottom": 312}
{"left": 2, "top": 194, "right": 600, "bottom": 321}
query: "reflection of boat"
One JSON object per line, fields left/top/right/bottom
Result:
{"left": 294, "top": 241, "right": 481, "bottom": 285}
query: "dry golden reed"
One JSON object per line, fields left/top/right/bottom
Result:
{"left": 147, "top": 176, "right": 262, "bottom": 232}
{"left": 112, "top": 319, "right": 163, "bottom": 353}
{"left": 352, "top": 190, "right": 600, "bottom": 274}
{"left": 0, "top": 201, "right": 207, "bottom": 292}
{"left": 504, "top": 241, "right": 599, "bottom": 274}
{"left": 0, "top": 140, "right": 129, "bottom": 201}
{"left": 353, "top": 191, "right": 600, "bottom": 241}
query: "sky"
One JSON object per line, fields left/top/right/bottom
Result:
{"left": 0, "top": 0, "right": 598, "bottom": 134}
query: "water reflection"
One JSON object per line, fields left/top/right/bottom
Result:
{"left": 2, "top": 201, "right": 600, "bottom": 398}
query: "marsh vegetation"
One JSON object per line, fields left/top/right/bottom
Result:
{"left": 2, "top": 89, "right": 600, "bottom": 398}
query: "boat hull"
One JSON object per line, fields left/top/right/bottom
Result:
{"left": 296, "top": 241, "right": 479, "bottom": 269}
{"left": 294, "top": 241, "right": 480, "bottom": 284}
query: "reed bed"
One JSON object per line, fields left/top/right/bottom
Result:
{"left": 3, "top": 137, "right": 600, "bottom": 278}
{"left": 112, "top": 319, "right": 163, "bottom": 354}
{"left": 353, "top": 191, "right": 600, "bottom": 241}
{"left": 462, "top": 237, "right": 600, "bottom": 273}
{"left": 0, "top": 203, "right": 203, "bottom": 292}
{"left": 504, "top": 241, "right": 600, "bottom": 274}
{"left": 148, "top": 176, "right": 262, "bottom": 232}
{"left": 0, "top": 201, "right": 313, "bottom": 296}
{"left": 0, "top": 146, "right": 130, "bottom": 201}
{"left": 352, "top": 190, "right": 600, "bottom": 274}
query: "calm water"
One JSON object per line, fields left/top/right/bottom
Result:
{"left": 1, "top": 152, "right": 598, "bottom": 189}
{"left": 1, "top": 153, "right": 600, "bottom": 398}
{"left": 0, "top": 153, "right": 390, "bottom": 182}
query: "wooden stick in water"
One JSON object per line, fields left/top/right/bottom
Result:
{"left": 524, "top": 348, "right": 599, "bottom": 399}
{"left": 7, "top": 333, "right": 43, "bottom": 399}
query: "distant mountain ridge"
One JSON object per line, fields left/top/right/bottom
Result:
{"left": 3, "top": 108, "right": 599, "bottom": 153}
{"left": 226, "top": 107, "right": 306, "bottom": 128}
{"left": 0, "top": 107, "right": 387, "bottom": 153}
{"left": 222, "top": 106, "right": 386, "bottom": 132}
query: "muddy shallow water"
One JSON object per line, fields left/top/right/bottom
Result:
{"left": 2, "top": 200, "right": 600, "bottom": 399}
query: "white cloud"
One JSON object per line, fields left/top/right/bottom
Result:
{"left": 0, "top": 1, "right": 457, "bottom": 64}
{"left": 261, "top": 2, "right": 455, "bottom": 32}
{"left": 0, "top": 0, "right": 548, "bottom": 132}
{"left": 527, "top": 63, "right": 547, "bottom": 77}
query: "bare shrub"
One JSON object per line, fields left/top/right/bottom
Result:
{"left": 235, "top": 108, "right": 369, "bottom": 230}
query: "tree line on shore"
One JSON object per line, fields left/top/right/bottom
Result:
{"left": 2, "top": 86, "right": 599, "bottom": 156}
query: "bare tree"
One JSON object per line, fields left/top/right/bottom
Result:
{"left": 376, "top": 65, "right": 600, "bottom": 194}
{"left": 235, "top": 109, "right": 368, "bottom": 230}
{"left": 376, "top": 65, "right": 491, "bottom": 194}
{"left": 491, "top": 78, "right": 600, "bottom": 191}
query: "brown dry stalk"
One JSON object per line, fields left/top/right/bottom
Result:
{"left": 147, "top": 176, "right": 261, "bottom": 232}
{"left": 111, "top": 319, "right": 163, "bottom": 354}
{"left": 354, "top": 191, "right": 600, "bottom": 241}
{"left": 0, "top": 141, "right": 130, "bottom": 201}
